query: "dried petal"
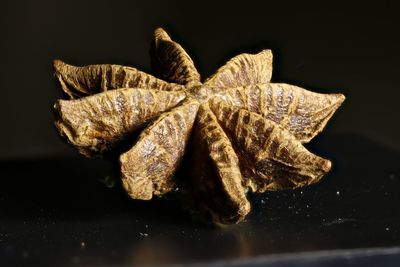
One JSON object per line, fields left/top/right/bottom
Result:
{"left": 120, "top": 101, "right": 199, "bottom": 200}
{"left": 54, "top": 88, "right": 186, "bottom": 157}
{"left": 205, "top": 50, "right": 272, "bottom": 88}
{"left": 209, "top": 99, "right": 332, "bottom": 192}
{"left": 150, "top": 28, "right": 201, "bottom": 86}
{"left": 217, "top": 83, "right": 345, "bottom": 143}
{"left": 53, "top": 60, "right": 184, "bottom": 98}
{"left": 188, "top": 104, "right": 250, "bottom": 224}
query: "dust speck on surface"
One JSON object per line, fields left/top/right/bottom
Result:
{"left": 323, "top": 218, "right": 356, "bottom": 226}
{"left": 139, "top": 232, "right": 149, "bottom": 237}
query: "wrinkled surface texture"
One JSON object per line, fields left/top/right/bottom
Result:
{"left": 52, "top": 28, "right": 345, "bottom": 224}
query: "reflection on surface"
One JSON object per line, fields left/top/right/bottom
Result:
{"left": 1, "top": 133, "right": 400, "bottom": 266}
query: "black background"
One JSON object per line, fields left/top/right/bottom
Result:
{"left": 1, "top": 0, "right": 400, "bottom": 159}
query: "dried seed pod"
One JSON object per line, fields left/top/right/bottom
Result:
{"left": 150, "top": 28, "right": 201, "bottom": 86}
{"left": 217, "top": 83, "right": 345, "bottom": 143}
{"left": 209, "top": 99, "right": 331, "bottom": 192}
{"left": 205, "top": 50, "right": 273, "bottom": 88}
{"left": 188, "top": 104, "right": 250, "bottom": 224}
{"left": 53, "top": 60, "right": 184, "bottom": 98}
{"left": 54, "top": 88, "right": 186, "bottom": 157}
{"left": 120, "top": 101, "right": 199, "bottom": 200}
{"left": 52, "top": 28, "right": 345, "bottom": 225}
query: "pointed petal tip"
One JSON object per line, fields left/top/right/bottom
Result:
{"left": 261, "top": 49, "right": 273, "bottom": 55}
{"left": 338, "top": 93, "right": 346, "bottom": 104}
{"left": 154, "top": 27, "right": 166, "bottom": 32}
{"left": 52, "top": 59, "right": 64, "bottom": 73}
{"left": 121, "top": 176, "right": 153, "bottom": 201}
{"left": 328, "top": 93, "right": 346, "bottom": 112}
{"left": 321, "top": 159, "right": 332, "bottom": 173}
{"left": 154, "top": 27, "right": 171, "bottom": 41}
{"left": 53, "top": 99, "right": 61, "bottom": 111}
{"left": 238, "top": 201, "right": 251, "bottom": 219}
{"left": 215, "top": 200, "right": 251, "bottom": 225}
{"left": 53, "top": 99, "right": 70, "bottom": 116}
{"left": 53, "top": 100, "right": 65, "bottom": 120}
{"left": 119, "top": 152, "right": 127, "bottom": 164}
{"left": 120, "top": 156, "right": 154, "bottom": 201}
{"left": 310, "top": 158, "right": 332, "bottom": 185}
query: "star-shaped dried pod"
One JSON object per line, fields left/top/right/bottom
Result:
{"left": 52, "top": 28, "right": 345, "bottom": 224}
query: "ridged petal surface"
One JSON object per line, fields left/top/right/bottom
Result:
{"left": 54, "top": 88, "right": 186, "bottom": 157}
{"left": 120, "top": 101, "right": 199, "bottom": 200}
{"left": 150, "top": 28, "right": 201, "bottom": 86}
{"left": 205, "top": 50, "right": 272, "bottom": 88}
{"left": 217, "top": 83, "right": 345, "bottom": 142}
{"left": 188, "top": 104, "right": 250, "bottom": 224}
{"left": 53, "top": 60, "right": 184, "bottom": 98}
{"left": 209, "top": 100, "right": 331, "bottom": 192}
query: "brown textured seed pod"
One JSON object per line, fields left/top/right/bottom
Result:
{"left": 52, "top": 28, "right": 345, "bottom": 224}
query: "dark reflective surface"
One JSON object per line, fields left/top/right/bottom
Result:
{"left": 1, "top": 133, "right": 400, "bottom": 266}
